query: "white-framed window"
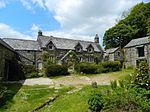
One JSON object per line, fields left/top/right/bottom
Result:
{"left": 88, "top": 56, "right": 93, "bottom": 62}
{"left": 48, "top": 44, "right": 53, "bottom": 50}
{"left": 88, "top": 48, "right": 93, "bottom": 53}
{"left": 76, "top": 47, "right": 82, "bottom": 52}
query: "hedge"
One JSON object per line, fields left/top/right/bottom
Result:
{"left": 75, "top": 61, "right": 121, "bottom": 74}
{"left": 99, "top": 61, "right": 121, "bottom": 73}
{"left": 45, "top": 64, "right": 69, "bottom": 77}
{"left": 74, "top": 62, "right": 98, "bottom": 74}
{"left": 21, "top": 64, "right": 40, "bottom": 78}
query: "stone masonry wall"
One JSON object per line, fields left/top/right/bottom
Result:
{"left": 0, "top": 44, "right": 16, "bottom": 80}
{"left": 125, "top": 44, "right": 150, "bottom": 67}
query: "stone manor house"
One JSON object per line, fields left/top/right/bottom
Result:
{"left": 3, "top": 31, "right": 103, "bottom": 69}
{"left": 1, "top": 30, "right": 149, "bottom": 81}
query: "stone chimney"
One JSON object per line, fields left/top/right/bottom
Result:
{"left": 38, "top": 30, "right": 42, "bottom": 36}
{"left": 94, "top": 34, "right": 99, "bottom": 43}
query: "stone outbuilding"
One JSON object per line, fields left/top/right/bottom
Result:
{"left": 0, "top": 38, "right": 21, "bottom": 81}
{"left": 3, "top": 38, "right": 42, "bottom": 68}
{"left": 103, "top": 47, "right": 123, "bottom": 61}
{"left": 124, "top": 36, "right": 150, "bottom": 67}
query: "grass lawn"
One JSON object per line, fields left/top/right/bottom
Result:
{"left": 39, "top": 86, "right": 110, "bottom": 112}
{"left": 0, "top": 69, "right": 133, "bottom": 112}
{"left": 0, "top": 84, "right": 74, "bottom": 112}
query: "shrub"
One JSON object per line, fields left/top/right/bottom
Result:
{"left": 99, "top": 61, "right": 121, "bottom": 73}
{"left": 102, "top": 88, "right": 139, "bottom": 112}
{"left": 74, "top": 62, "right": 98, "bottom": 74}
{"left": 0, "top": 85, "right": 7, "bottom": 106}
{"left": 21, "top": 64, "right": 39, "bottom": 78}
{"left": 133, "top": 61, "right": 150, "bottom": 90}
{"left": 88, "top": 92, "right": 104, "bottom": 112}
{"left": 45, "top": 64, "right": 69, "bottom": 76}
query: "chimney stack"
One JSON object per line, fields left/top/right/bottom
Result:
{"left": 38, "top": 30, "right": 42, "bottom": 36}
{"left": 94, "top": 34, "right": 99, "bottom": 43}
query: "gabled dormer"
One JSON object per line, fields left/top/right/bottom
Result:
{"left": 87, "top": 44, "right": 94, "bottom": 53}
{"left": 46, "top": 40, "right": 55, "bottom": 50}
{"left": 75, "top": 42, "right": 83, "bottom": 52}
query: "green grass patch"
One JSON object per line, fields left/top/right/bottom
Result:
{"left": 82, "top": 69, "right": 133, "bottom": 78}
{"left": 40, "top": 86, "right": 110, "bottom": 112}
{"left": 0, "top": 84, "right": 74, "bottom": 112}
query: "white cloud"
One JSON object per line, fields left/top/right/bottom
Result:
{"left": 31, "top": 24, "right": 41, "bottom": 32}
{"left": 1, "top": 0, "right": 145, "bottom": 46}
{"left": 45, "top": 0, "right": 142, "bottom": 36}
{"left": 0, "top": 23, "right": 33, "bottom": 40}
{"left": 0, "top": 0, "right": 6, "bottom": 8}
{"left": 20, "top": 0, "right": 45, "bottom": 13}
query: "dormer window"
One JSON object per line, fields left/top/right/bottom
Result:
{"left": 75, "top": 42, "right": 82, "bottom": 52}
{"left": 88, "top": 48, "right": 93, "bottom": 53}
{"left": 87, "top": 44, "right": 94, "bottom": 53}
{"left": 76, "top": 47, "right": 82, "bottom": 52}
{"left": 48, "top": 45, "right": 53, "bottom": 50}
{"left": 46, "top": 41, "right": 55, "bottom": 50}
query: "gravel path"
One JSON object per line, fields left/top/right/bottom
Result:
{"left": 19, "top": 75, "right": 117, "bottom": 86}
{"left": 20, "top": 77, "right": 54, "bottom": 86}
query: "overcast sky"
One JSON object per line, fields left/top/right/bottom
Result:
{"left": 0, "top": 0, "right": 149, "bottom": 46}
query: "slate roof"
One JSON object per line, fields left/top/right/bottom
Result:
{"left": 3, "top": 38, "right": 41, "bottom": 51}
{"left": 38, "top": 35, "right": 102, "bottom": 52}
{"left": 124, "top": 37, "right": 149, "bottom": 48}
{"left": 105, "top": 47, "right": 119, "bottom": 54}
{"left": 0, "top": 38, "right": 15, "bottom": 52}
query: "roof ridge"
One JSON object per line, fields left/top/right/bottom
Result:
{"left": 41, "top": 35, "right": 95, "bottom": 43}
{"left": 3, "top": 38, "right": 37, "bottom": 42}
{"left": 131, "top": 36, "right": 148, "bottom": 41}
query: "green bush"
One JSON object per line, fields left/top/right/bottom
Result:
{"left": 88, "top": 92, "right": 104, "bottom": 112}
{"left": 21, "top": 64, "right": 39, "bottom": 78}
{"left": 75, "top": 61, "right": 121, "bottom": 74}
{"left": 0, "top": 85, "right": 7, "bottom": 106}
{"left": 74, "top": 62, "right": 98, "bottom": 74}
{"left": 99, "top": 61, "right": 121, "bottom": 73}
{"left": 133, "top": 61, "right": 150, "bottom": 90}
{"left": 45, "top": 64, "right": 69, "bottom": 76}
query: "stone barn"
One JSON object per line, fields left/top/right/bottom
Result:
{"left": 124, "top": 37, "right": 150, "bottom": 67}
{"left": 0, "top": 38, "right": 21, "bottom": 81}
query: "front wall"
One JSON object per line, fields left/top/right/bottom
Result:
{"left": 125, "top": 44, "right": 150, "bottom": 67}
{"left": 45, "top": 48, "right": 102, "bottom": 63}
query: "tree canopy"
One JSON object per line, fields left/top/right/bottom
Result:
{"left": 103, "top": 2, "right": 150, "bottom": 49}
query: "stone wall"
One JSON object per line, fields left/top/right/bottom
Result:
{"left": 125, "top": 44, "right": 150, "bottom": 67}
{"left": 44, "top": 48, "right": 102, "bottom": 64}
{"left": 114, "top": 49, "right": 124, "bottom": 61}
{"left": 0, "top": 44, "right": 17, "bottom": 80}
{"left": 16, "top": 50, "right": 41, "bottom": 67}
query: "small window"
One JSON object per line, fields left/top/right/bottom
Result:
{"left": 118, "top": 52, "right": 120, "bottom": 56}
{"left": 137, "top": 47, "right": 144, "bottom": 57}
{"left": 76, "top": 47, "right": 82, "bottom": 52}
{"left": 48, "top": 45, "right": 53, "bottom": 50}
{"left": 88, "top": 48, "right": 93, "bottom": 53}
{"left": 88, "top": 57, "right": 93, "bottom": 62}
{"left": 79, "top": 57, "right": 83, "bottom": 62}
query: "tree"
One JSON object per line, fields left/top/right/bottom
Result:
{"left": 103, "top": 2, "right": 150, "bottom": 49}
{"left": 103, "top": 23, "right": 138, "bottom": 49}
